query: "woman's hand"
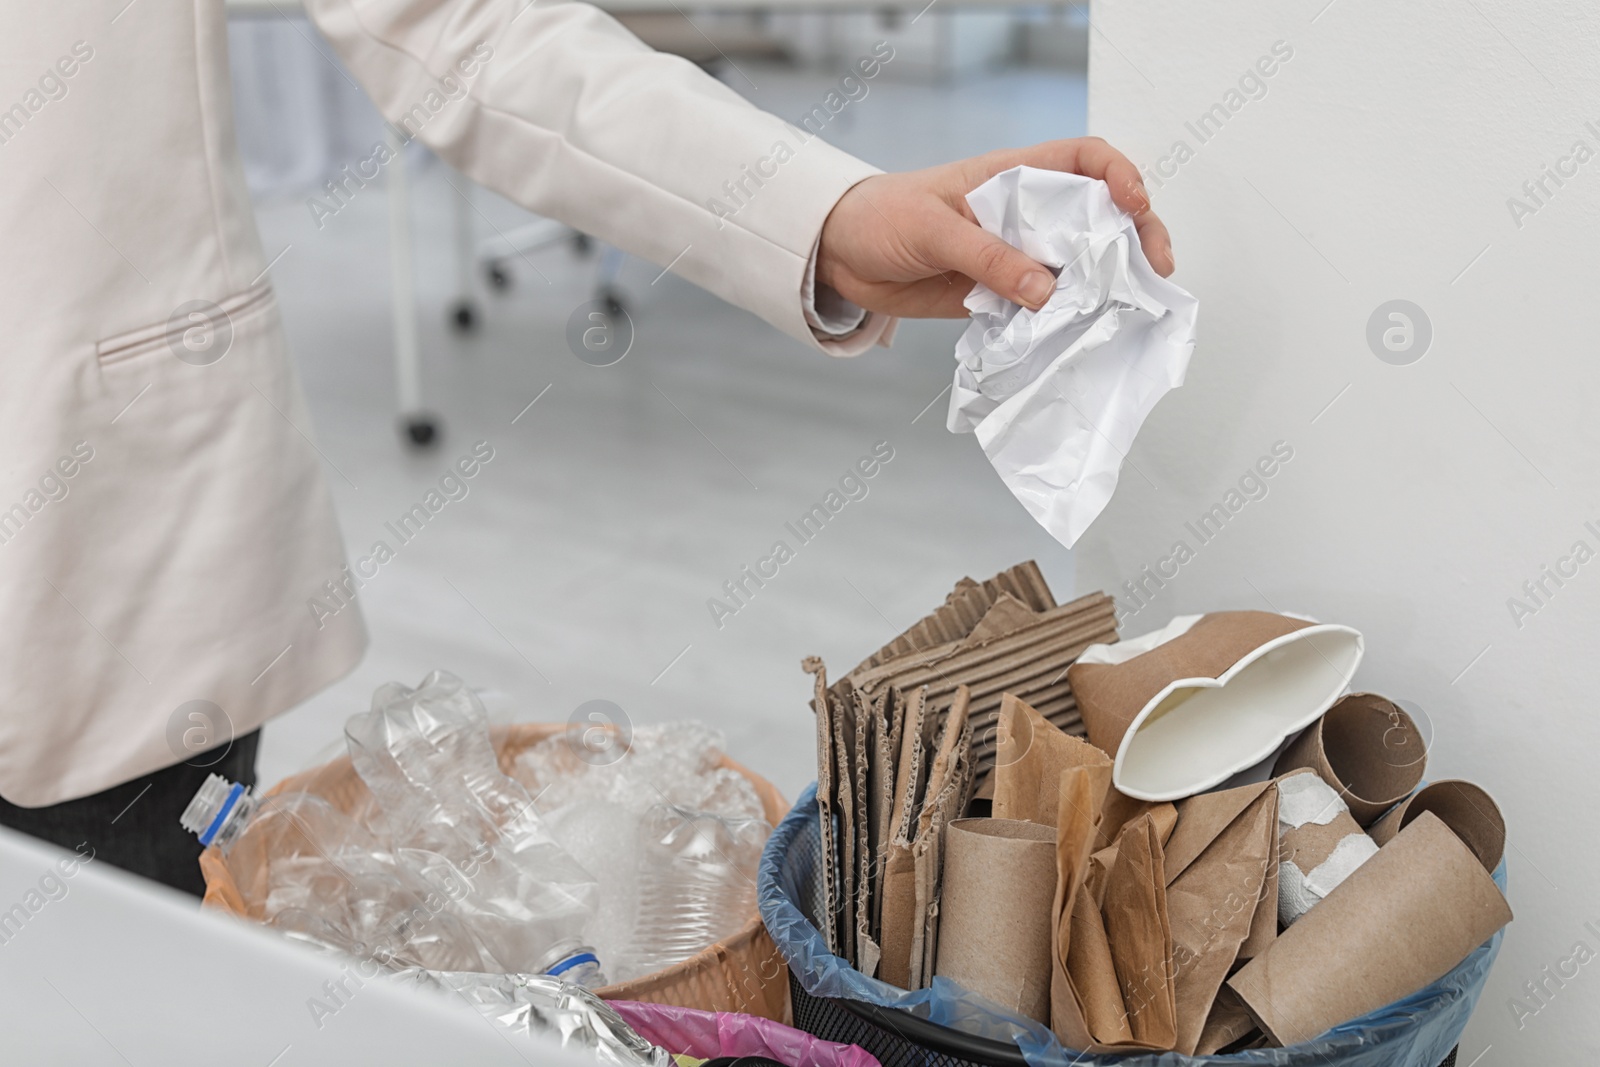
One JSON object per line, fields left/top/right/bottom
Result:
{"left": 815, "top": 137, "right": 1174, "bottom": 319}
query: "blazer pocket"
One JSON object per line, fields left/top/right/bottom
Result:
{"left": 96, "top": 281, "right": 277, "bottom": 368}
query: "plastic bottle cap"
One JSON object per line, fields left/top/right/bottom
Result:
{"left": 545, "top": 952, "right": 599, "bottom": 977}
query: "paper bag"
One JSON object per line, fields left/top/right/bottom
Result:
{"left": 1101, "top": 815, "right": 1178, "bottom": 1048}
{"left": 1274, "top": 692, "right": 1426, "bottom": 826}
{"left": 1162, "top": 781, "right": 1278, "bottom": 1054}
{"left": 1052, "top": 797, "right": 1177, "bottom": 1052}
{"left": 1368, "top": 778, "right": 1505, "bottom": 872}
{"left": 1228, "top": 812, "right": 1512, "bottom": 1046}
{"left": 1068, "top": 612, "right": 1363, "bottom": 801}
{"left": 934, "top": 818, "right": 1056, "bottom": 1022}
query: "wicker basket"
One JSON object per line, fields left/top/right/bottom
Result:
{"left": 198, "top": 722, "right": 791, "bottom": 1021}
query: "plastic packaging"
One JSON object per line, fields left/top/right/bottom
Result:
{"left": 612, "top": 999, "right": 883, "bottom": 1067}
{"left": 346, "top": 670, "right": 605, "bottom": 980}
{"left": 513, "top": 721, "right": 771, "bottom": 980}
{"left": 621, "top": 804, "right": 769, "bottom": 978}
{"left": 760, "top": 783, "right": 1504, "bottom": 1067}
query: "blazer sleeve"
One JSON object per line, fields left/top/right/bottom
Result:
{"left": 304, "top": 0, "right": 895, "bottom": 353}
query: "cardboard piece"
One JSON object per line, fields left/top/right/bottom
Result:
{"left": 993, "top": 693, "right": 1113, "bottom": 829}
{"left": 908, "top": 686, "right": 976, "bottom": 989}
{"left": 1228, "top": 812, "right": 1512, "bottom": 1047}
{"left": 1049, "top": 766, "right": 1107, "bottom": 1049}
{"left": 842, "top": 590, "right": 1119, "bottom": 776}
{"left": 833, "top": 681, "right": 859, "bottom": 963}
{"left": 1368, "top": 779, "right": 1505, "bottom": 872}
{"left": 804, "top": 656, "right": 840, "bottom": 955}
{"left": 1163, "top": 782, "right": 1278, "bottom": 1054}
{"left": 877, "top": 687, "right": 930, "bottom": 988}
{"left": 1274, "top": 692, "right": 1427, "bottom": 826}
{"left": 935, "top": 818, "right": 1057, "bottom": 1022}
{"left": 1067, "top": 611, "right": 1363, "bottom": 801}
{"left": 845, "top": 561, "right": 1058, "bottom": 680}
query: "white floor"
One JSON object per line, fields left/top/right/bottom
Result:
{"left": 253, "top": 61, "right": 1090, "bottom": 803}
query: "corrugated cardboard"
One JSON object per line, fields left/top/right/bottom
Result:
{"left": 833, "top": 679, "right": 859, "bottom": 963}
{"left": 1227, "top": 812, "right": 1512, "bottom": 1046}
{"left": 1368, "top": 779, "right": 1505, "bottom": 872}
{"left": 1274, "top": 693, "right": 1426, "bottom": 827}
{"left": 935, "top": 818, "right": 1057, "bottom": 1022}
{"left": 1163, "top": 782, "right": 1278, "bottom": 1054}
{"left": 843, "top": 591, "right": 1117, "bottom": 770}
{"left": 845, "top": 561, "right": 1058, "bottom": 680}
{"left": 909, "top": 687, "right": 976, "bottom": 988}
{"left": 804, "top": 656, "right": 840, "bottom": 956}
{"left": 877, "top": 686, "right": 929, "bottom": 988}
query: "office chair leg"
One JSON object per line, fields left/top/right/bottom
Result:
{"left": 385, "top": 127, "right": 439, "bottom": 448}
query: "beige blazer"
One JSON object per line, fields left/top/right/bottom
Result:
{"left": 0, "top": 0, "right": 888, "bottom": 806}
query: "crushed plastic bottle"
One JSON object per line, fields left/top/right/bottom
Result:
{"left": 182, "top": 778, "right": 499, "bottom": 972}
{"left": 619, "top": 803, "right": 770, "bottom": 979}
{"left": 344, "top": 670, "right": 606, "bottom": 983}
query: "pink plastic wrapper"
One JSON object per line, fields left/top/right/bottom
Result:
{"left": 611, "top": 1001, "right": 882, "bottom": 1067}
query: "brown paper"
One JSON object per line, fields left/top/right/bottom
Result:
{"left": 1069, "top": 611, "right": 1313, "bottom": 760}
{"left": 1164, "top": 784, "right": 1278, "bottom": 1054}
{"left": 1228, "top": 812, "right": 1512, "bottom": 1046}
{"left": 1049, "top": 766, "right": 1106, "bottom": 1051}
{"left": 1196, "top": 987, "right": 1260, "bottom": 1055}
{"left": 993, "top": 693, "right": 1113, "bottom": 829}
{"left": 1368, "top": 779, "right": 1505, "bottom": 871}
{"left": 1101, "top": 814, "right": 1179, "bottom": 1049}
{"left": 934, "top": 819, "right": 1057, "bottom": 1022}
{"left": 1067, "top": 888, "right": 1132, "bottom": 1043}
{"left": 1273, "top": 692, "right": 1426, "bottom": 826}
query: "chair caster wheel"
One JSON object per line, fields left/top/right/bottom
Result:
{"left": 449, "top": 301, "right": 478, "bottom": 333}
{"left": 402, "top": 415, "right": 440, "bottom": 448}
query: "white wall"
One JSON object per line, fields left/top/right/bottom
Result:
{"left": 1086, "top": 1, "right": 1599, "bottom": 1059}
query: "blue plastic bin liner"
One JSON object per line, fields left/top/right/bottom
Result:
{"left": 760, "top": 783, "right": 1503, "bottom": 1067}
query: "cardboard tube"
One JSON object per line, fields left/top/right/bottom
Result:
{"left": 1227, "top": 812, "right": 1512, "bottom": 1047}
{"left": 1273, "top": 693, "right": 1426, "bottom": 826}
{"left": 1369, "top": 779, "right": 1505, "bottom": 871}
{"left": 934, "top": 818, "right": 1057, "bottom": 1022}
{"left": 1275, "top": 771, "right": 1377, "bottom": 926}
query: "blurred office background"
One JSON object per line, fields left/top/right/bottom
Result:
{"left": 228, "top": 7, "right": 1090, "bottom": 798}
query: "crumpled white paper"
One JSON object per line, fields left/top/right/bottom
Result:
{"left": 947, "top": 166, "right": 1199, "bottom": 547}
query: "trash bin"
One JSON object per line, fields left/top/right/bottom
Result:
{"left": 199, "top": 722, "right": 792, "bottom": 1022}
{"left": 760, "top": 785, "right": 1500, "bottom": 1067}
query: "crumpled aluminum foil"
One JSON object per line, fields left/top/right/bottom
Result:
{"left": 395, "top": 968, "right": 673, "bottom": 1067}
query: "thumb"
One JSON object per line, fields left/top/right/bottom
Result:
{"left": 937, "top": 216, "right": 1056, "bottom": 310}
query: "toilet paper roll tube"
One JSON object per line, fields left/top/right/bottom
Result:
{"left": 1273, "top": 693, "right": 1426, "bottom": 826}
{"left": 1369, "top": 779, "right": 1504, "bottom": 872}
{"left": 934, "top": 818, "right": 1057, "bottom": 1023}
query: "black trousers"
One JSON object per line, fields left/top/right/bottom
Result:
{"left": 0, "top": 730, "right": 261, "bottom": 898}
